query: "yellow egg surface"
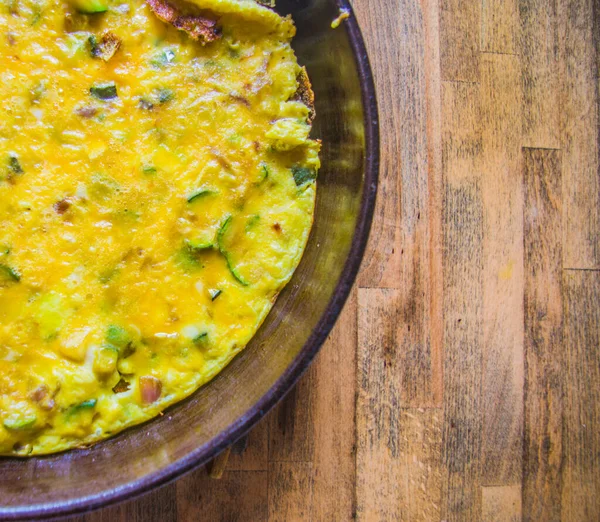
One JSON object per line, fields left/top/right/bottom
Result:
{"left": 0, "top": 0, "right": 319, "bottom": 455}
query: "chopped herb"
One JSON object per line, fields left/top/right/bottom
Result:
{"left": 291, "top": 165, "right": 317, "bottom": 186}
{"left": 150, "top": 48, "right": 176, "bottom": 68}
{"left": 142, "top": 165, "right": 157, "bottom": 175}
{"left": 187, "top": 188, "right": 213, "bottom": 203}
{"left": 155, "top": 88, "right": 174, "bottom": 104}
{"left": 30, "top": 80, "right": 46, "bottom": 103}
{"left": 245, "top": 215, "right": 260, "bottom": 232}
{"left": 209, "top": 288, "right": 222, "bottom": 301}
{"left": 193, "top": 332, "right": 208, "bottom": 344}
{"left": 0, "top": 264, "right": 20, "bottom": 282}
{"left": 8, "top": 154, "right": 23, "bottom": 174}
{"left": 138, "top": 98, "right": 154, "bottom": 110}
{"left": 90, "top": 81, "right": 118, "bottom": 101}
{"left": 69, "top": 399, "right": 97, "bottom": 414}
{"left": 3, "top": 415, "right": 37, "bottom": 431}
{"left": 258, "top": 162, "right": 270, "bottom": 182}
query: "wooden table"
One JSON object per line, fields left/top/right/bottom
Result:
{"left": 65, "top": 0, "right": 600, "bottom": 520}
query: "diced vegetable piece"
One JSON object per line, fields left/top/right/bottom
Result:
{"left": 112, "top": 378, "right": 130, "bottom": 393}
{"left": 70, "top": 0, "right": 108, "bottom": 14}
{"left": 89, "top": 32, "right": 121, "bottom": 61}
{"left": 142, "top": 165, "right": 157, "bottom": 175}
{"left": 106, "top": 324, "right": 129, "bottom": 348}
{"left": 0, "top": 264, "right": 20, "bottom": 282}
{"left": 139, "top": 376, "right": 162, "bottom": 403}
{"left": 186, "top": 238, "right": 213, "bottom": 250}
{"left": 193, "top": 332, "right": 208, "bottom": 344}
{"left": 150, "top": 48, "right": 176, "bottom": 68}
{"left": 209, "top": 288, "right": 221, "bottom": 301}
{"left": 245, "top": 215, "right": 260, "bottom": 232}
{"left": 187, "top": 188, "right": 214, "bottom": 203}
{"left": 93, "top": 346, "right": 118, "bottom": 375}
{"left": 68, "top": 399, "right": 97, "bottom": 416}
{"left": 139, "top": 98, "right": 154, "bottom": 110}
{"left": 291, "top": 165, "right": 317, "bottom": 187}
{"left": 3, "top": 415, "right": 37, "bottom": 431}
{"left": 90, "top": 82, "right": 118, "bottom": 101}
{"left": 76, "top": 399, "right": 97, "bottom": 409}
{"left": 156, "top": 88, "right": 174, "bottom": 104}
{"left": 8, "top": 154, "right": 23, "bottom": 174}
{"left": 217, "top": 216, "right": 249, "bottom": 286}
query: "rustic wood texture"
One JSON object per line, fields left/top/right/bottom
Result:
{"left": 64, "top": 0, "right": 600, "bottom": 519}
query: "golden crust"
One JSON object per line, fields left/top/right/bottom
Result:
{"left": 145, "top": 0, "right": 221, "bottom": 43}
{"left": 292, "top": 66, "right": 315, "bottom": 123}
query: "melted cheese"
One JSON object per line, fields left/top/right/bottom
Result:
{"left": 0, "top": 0, "right": 318, "bottom": 455}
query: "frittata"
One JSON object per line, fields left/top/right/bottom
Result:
{"left": 0, "top": 0, "right": 319, "bottom": 455}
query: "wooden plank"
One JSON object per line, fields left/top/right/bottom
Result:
{"left": 440, "top": 0, "right": 481, "bottom": 82}
{"left": 79, "top": 484, "right": 178, "bottom": 522}
{"left": 562, "top": 272, "right": 600, "bottom": 520}
{"left": 268, "top": 462, "right": 314, "bottom": 522}
{"left": 522, "top": 148, "right": 563, "bottom": 521}
{"left": 356, "top": 288, "right": 406, "bottom": 521}
{"left": 559, "top": 0, "right": 600, "bottom": 268}
{"left": 226, "top": 419, "right": 268, "bottom": 471}
{"left": 310, "top": 289, "right": 357, "bottom": 521}
{"left": 268, "top": 363, "right": 315, "bottom": 463}
{"left": 354, "top": 0, "right": 443, "bottom": 409}
{"left": 441, "top": 80, "right": 484, "bottom": 521}
{"left": 481, "top": 0, "right": 519, "bottom": 55}
{"left": 356, "top": 288, "right": 443, "bottom": 520}
{"left": 479, "top": 53, "right": 525, "bottom": 485}
{"left": 520, "top": 0, "right": 560, "bottom": 149}
{"left": 481, "top": 485, "right": 522, "bottom": 522}
{"left": 176, "top": 469, "right": 268, "bottom": 522}
{"left": 402, "top": 408, "right": 443, "bottom": 522}
{"left": 352, "top": 0, "right": 443, "bottom": 405}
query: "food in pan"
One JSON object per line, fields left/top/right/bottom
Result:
{"left": 0, "top": 0, "right": 318, "bottom": 455}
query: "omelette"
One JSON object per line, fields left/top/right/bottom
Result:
{"left": 0, "top": 0, "right": 319, "bottom": 455}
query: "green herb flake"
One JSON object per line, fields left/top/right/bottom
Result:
{"left": 0, "top": 264, "right": 20, "bottom": 282}
{"left": 8, "top": 154, "right": 23, "bottom": 174}
{"left": 193, "top": 332, "right": 208, "bottom": 345}
{"left": 187, "top": 188, "right": 213, "bottom": 203}
{"left": 291, "top": 165, "right": 317, "bottom": 187}
{"left": 3, "top": 415, "right": 37, "bottom": 431}
{"left": 155, "top": 88, "right": 174, "bottom": 104}
{"left": 90, "top": 81, "right": 118, "bottom": 101}
{"left": 142, "top": 165, "right": 157, "bottom": 175}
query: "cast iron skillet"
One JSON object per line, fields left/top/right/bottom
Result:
{"left": 0, "top": 0, "right": 378, "bottom": 518}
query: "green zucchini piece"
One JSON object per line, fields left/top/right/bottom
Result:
{"left": 90, "top": 81, "right": 118, "bottom": 101}
{"left": 0, "top": 264, "right": 20, "bottom": 282}
{"left": 193, "top": 332, "right": 208, "bottom": 345}
{"left": 209, "top": 288, "right": 222, "bottom": 301}
{"left": 187, "top": 188, "right": 214, "bottom": 203}
{"left": 291, "top": 165, "right": 317, "bottom": 187}
{"left": 217, "top": 216, "right": 249, "bottom": 286}
{"left": 185, "top": 238, "right": 214, "bottom": 251}
{"left": 70, "top": 0, "right": 108, "bottom": 14}
{"left": 8, "top": 154, "right": 23, "bottom": 174}
{"left": 155, "top": 88, "right": 174, "bottom": 104}
{"left": 3, "top": 415, "right": 37, "bottom": 431}
{"left": 72, "top": 398, "right": 97, "bottom": 411}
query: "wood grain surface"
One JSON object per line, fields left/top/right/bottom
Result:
{"left": 63, "top": 0, "right": 600, "bottom": 520}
